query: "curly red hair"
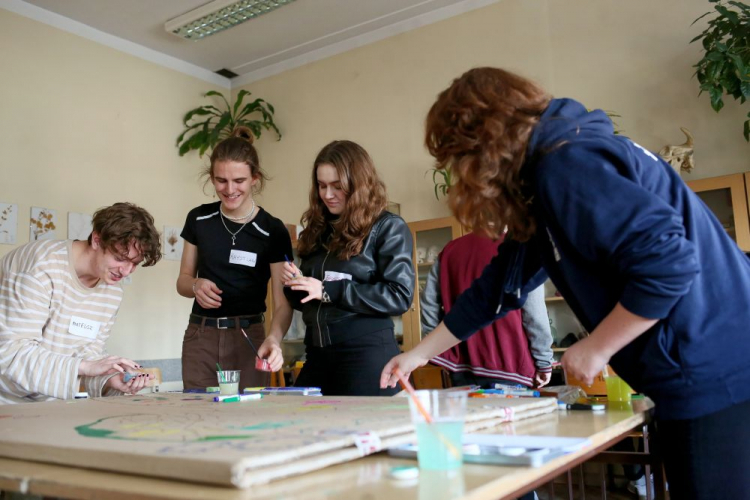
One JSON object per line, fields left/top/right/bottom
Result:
{"left": 297, "top": 140, "right": 387, "bottom": 259}
{"left": 425, "top": 67, "right": 551, "bottom": 241}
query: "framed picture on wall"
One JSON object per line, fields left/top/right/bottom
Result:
{"left": 30, "top": 207, "right": 57, "bottom": 242}
{"left": 163, "top": 226, "right": 183, "bottom": 261}
{"left": 0, "top": 203, "right": 18, "bottom": 245}
{"left": 68, "top": 212, "right": 93, "bottom": 241}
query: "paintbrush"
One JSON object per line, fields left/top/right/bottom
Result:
{"left": 394, "top": 368, "right": 462, "bottom": 460}
{"left": 216, "top": 363, "right": 225, "bottom": 383}
{"left": 240, "top": 328, "right": 261, "bottom": 360}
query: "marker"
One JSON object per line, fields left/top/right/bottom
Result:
{"left": 214, "top": 393, "right": 262, "bottom": 402}
{"left": 123, "top": 372, "right": 140, "bottom": 382}
{"left": 284, "top": 254, "right": 299, "bottom": 278}
{"left": 558, "top": 402, "right": 606, "bottom": 411}
{"left": 244, "top": 387, "right": 321, "bottom": 395}
{"left": 482, "top": 388, "right": 540, "bottom": 397}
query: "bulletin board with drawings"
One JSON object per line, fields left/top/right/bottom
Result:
{"left": 0, "top": 392, "right": 557, "bottom": 488}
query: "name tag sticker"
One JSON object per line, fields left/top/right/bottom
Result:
{"left": 230, "top": 249, "right": 257, "bottom": 267}
{"left": 324, "top": 271, "right": 352, "bottom": 282}
{"left": 68, "top": 316, "right": 101, "bottom": 339}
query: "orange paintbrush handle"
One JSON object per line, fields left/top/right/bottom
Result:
{"left": 394, "top": 368, "right": 433, "bottom": 424}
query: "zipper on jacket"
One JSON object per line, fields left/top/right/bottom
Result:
{"left": 316, "top": 250, "right": 331, "bottom": 347}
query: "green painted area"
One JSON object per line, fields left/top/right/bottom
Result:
{"left": 75, "top": 421, "right": 119, "bottom": 439}
{"left": 196, "top": 435, "right": 255, "bottom": 442}
{"left": 239, "top": 421, "right": 296, "bottom": 431}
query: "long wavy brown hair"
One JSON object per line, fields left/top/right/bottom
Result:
{"left": 297, "top": 140, "right": 387, "bottom": 259}
{"left": 425, "top": 67, "right": 551, "bottom": 241}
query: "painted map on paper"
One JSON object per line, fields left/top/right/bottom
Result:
{"left": 0, "top": 393, "right": 556, "bottom": 488}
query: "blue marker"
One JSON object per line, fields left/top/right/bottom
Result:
{"left": 284, "top": 255, "right": 298, "bottom": 278}
{"left": 123, "top": 372, "right": 138, "bottom": 382}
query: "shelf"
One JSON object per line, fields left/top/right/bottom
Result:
{"left": 552, "top": 347, "right": 568, "bottom": 352}
{"left": 545, "top": 296, "right": 565, "bottom": 302}
{"left": 282, "top": 339, "right": 304, "bottom": 344}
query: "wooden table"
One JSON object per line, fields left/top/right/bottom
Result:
{"left": 0, "top": 400, "right": 654, "bottom": 500}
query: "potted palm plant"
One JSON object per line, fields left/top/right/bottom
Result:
{"left": 177, "top": 90, "right": 281, "bottom": 157}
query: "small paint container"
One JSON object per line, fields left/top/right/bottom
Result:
{"left": 388, "top": 466, "right": 419, "bottom": 480}
{"left": 255, "top": 358, "right": 271, "bottom": 372}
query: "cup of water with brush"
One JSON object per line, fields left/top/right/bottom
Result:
{"left": 395, "top": 368, "right": 467, "bottom": 470}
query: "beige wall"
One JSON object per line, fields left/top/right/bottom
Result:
{"left": 0, "top": 9, "right": 218, "bottom": 360}
{"left": 1, "top": 0, "right": 748, "bottom": 361}
{"left": 244, "top": 0, "right": 749, "bottom": 226}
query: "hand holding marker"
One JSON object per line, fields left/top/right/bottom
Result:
{"left": 284, "top": 254, "right": 301, "bottom": 279}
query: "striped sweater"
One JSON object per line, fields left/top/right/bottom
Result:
{"left": 0, "top": 240, "right": 122, "bottom": 403}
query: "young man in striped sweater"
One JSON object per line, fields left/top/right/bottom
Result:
{"left": 0, "top": 202, "right": 162, "bottom": 404}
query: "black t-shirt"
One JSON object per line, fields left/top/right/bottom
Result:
{"left": 181, "top": 202, "right": 293, "bottom": 317}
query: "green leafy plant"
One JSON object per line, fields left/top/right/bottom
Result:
{"left": 427, "top": 167, "right": 453, "bottom": 200}
{"left": 177, "top": 90, "right": 281, "bottom": 157}
{"left": 691, "top": 0, "right": 750, "bottom": 141}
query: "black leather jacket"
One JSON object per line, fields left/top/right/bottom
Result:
{"left": 284, "top": 212, "right": 415, "bottom": 347}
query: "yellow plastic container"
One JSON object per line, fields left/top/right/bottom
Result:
{"left": 605, "top": 376, "right": 633, "bottom": 402}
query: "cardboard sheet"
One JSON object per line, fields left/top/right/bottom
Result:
{"left": 0, "top": 393, "right": 556, "bottom": 487}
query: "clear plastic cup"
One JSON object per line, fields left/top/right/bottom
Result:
{"left": 217, "top": 370, "right": 240, "bottom": 395}
{"left": 408, "top": 390, "right": 468, "bottom": 470}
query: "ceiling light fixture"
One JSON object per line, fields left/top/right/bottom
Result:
{"left": 165, "top": 0, "right": 296, "bottom": 41}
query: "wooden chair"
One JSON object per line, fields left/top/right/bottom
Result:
{"left": 270, "top": 370, "right": 286, "bottom": 387}
{"left": 410, "top": 365, "right": 451, "bottom": 390}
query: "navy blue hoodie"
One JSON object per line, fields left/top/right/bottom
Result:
{"left": 445, "top": 98, "right": 750, "bottom": 420}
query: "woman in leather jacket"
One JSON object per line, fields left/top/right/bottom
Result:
{"left": 282, "top": 140, "right": 415, "bottom": 396}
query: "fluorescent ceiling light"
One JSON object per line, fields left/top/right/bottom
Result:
{"left": 165, "top": 0, "right": 296, "bottom": 40}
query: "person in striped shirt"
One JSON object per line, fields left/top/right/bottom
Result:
{"left": 0, "top": 202, "right": 162, "bottom": 404}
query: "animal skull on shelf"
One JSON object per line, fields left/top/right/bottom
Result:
{"left": 659, "top": 127, "right": 695, "bottom": 173}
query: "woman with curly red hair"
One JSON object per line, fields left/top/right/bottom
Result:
{"left": 282, "top": 140, "right": 415, "bottom": 396}
{"left": 381, "top": 67, "right": 750, "bottom": 499}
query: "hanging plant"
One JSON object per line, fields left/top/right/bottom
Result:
{"left": 176, "top": 90, "right": 281, "bottom": 157}
{"left": 691, "top": 0, "right": 750, "bottom": 141}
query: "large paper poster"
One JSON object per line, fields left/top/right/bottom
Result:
{"left": 0, "top": 393, "right": 556, "bottom": 488}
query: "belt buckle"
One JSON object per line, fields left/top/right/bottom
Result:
{"left": 216, "top": 317, "right": 229, "bottom": 329}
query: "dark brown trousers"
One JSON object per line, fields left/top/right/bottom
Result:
{"left": 181, "top": 319, "right": 270, "bottom": 391}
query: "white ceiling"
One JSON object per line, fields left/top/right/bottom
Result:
{"left": 8, "top": 0, "right": 498, "bottom": 88}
